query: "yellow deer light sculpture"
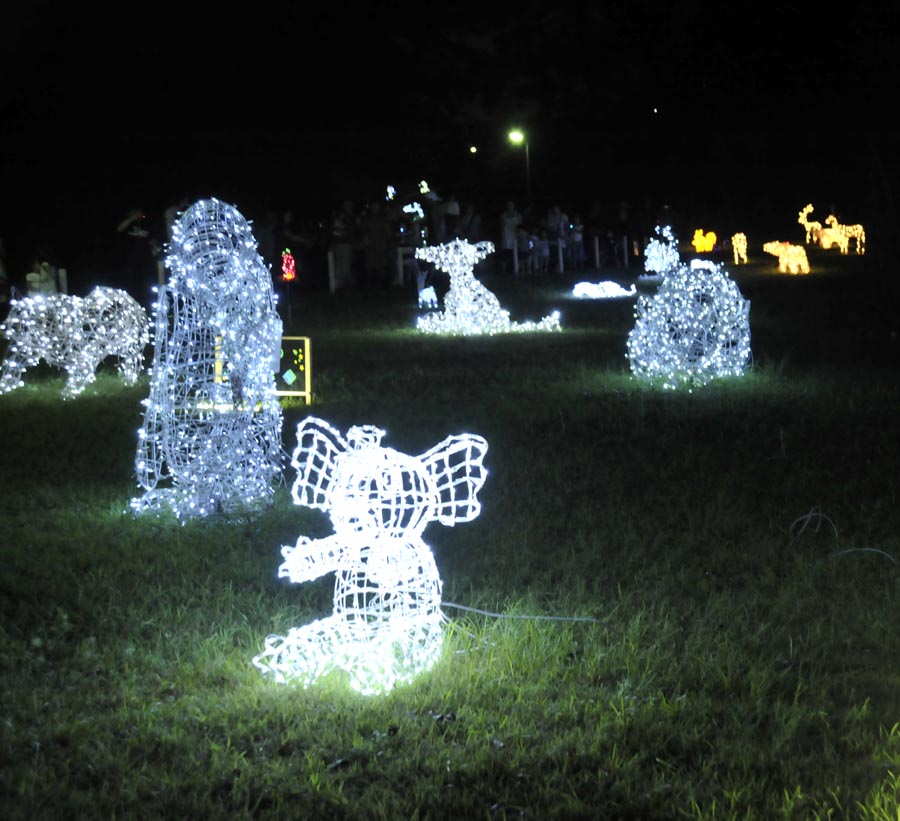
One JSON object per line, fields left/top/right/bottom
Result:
{"left": 817, "top": 218, "right": 849, "bottom": 254}
{"left": 763, "top": 241, "right": 809, "bottom": 274}
{"left": 797, "top": 204, "right": 822, "bottom": 245}
{"left": 731, "top": 233, "right": 748, "bottom": 265}
{"left": 692, "top": 229, "right": 717, "bottom": 253}
{"left": 824, "top": 214, "right": 865, "bottom": 255}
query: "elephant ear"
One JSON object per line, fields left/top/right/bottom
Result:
{"left": 291, "top": 417, "right": 349, "bottom": 510}
{"left": 420, "top": 433, "right": 488, "bottom": 526}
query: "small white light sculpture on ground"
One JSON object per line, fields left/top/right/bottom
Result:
{"left": 418, "top": 285, "right": 438, "bottom": 309}
{"left": 0, "top": 286, "right": 149, "bottom": 398}
{"left": 640, "top": 225, "right": 681, "bottom": 283}
{"left": 626, "top": 260, "right": 751, "bottom": 390}
{"left": 763, "top": 241, "right": 810, "bottom": 274}
{"left": 572, "top": 281, "right": 637, "bottom": 299}
{"left": 254, "top": 416, "right": 488, "bottom": 695}
{"left": 415, "top": 238, "right": 560, "bottom": 335}
{"left": 131, "top": 198, "right": 284, "bottom": 521}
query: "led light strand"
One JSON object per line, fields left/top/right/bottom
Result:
{"left": 254, "top": 416, "right": 488, "bottom": 695}
{"left": 131, "top": 198, "right": 284, "bottom": 521}
{"left": 0, "top": 287, "right": 149, "bottom": 398}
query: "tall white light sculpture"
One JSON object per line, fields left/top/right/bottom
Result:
{"left": 626, "top": 260, "right": 751, "bottom": 390}
{"left": 131, "top": 198, "right": 284, "bottom": 521}
{"left": 415, "top": 238, "right": 560, "bottom": 335}
{"left": 0, "top": 286, "right": 149, "bottom": 398}
{"left": 254, "top": 416, "right": 488, "bottom": 695}
{"left": 640, "top": 224, "right": 681, "bottom": 282}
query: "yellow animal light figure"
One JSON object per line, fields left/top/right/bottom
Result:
{"left": 797, "top": 204, "right": 822, "bottom": 245}
{"left": 817, "top": 220, "right": 849, "bottom": 254}
{"left": 825, "top": 215, "right": 865, "bottom": 255}
{"left": 763, "top": 241, "right": 810, "bottom": 274}
{"left": 692, "top": 229, "right": 717, "bottom": 253}
{"left": 731, "top": 233, "right": 748, "bottom": 265}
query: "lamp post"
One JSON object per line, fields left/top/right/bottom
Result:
{"left": 507, "top": 128, "right": 531, "bottom": 205}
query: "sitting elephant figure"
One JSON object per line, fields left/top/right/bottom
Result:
{"left": 254, "top": 416, "right": 489, "bottom": 695}
{"left": 0, "top": 286, "right": 149, "bottom": 398}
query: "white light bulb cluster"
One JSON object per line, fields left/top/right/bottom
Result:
{"left": 131, "top": 198, "right": 284, "bottom": 521}
{"left": 0, "top": 286, "right": 149, "bottom": 398}
{"left": 415, "top": 238, "right": 560, "bottom": 335}
{"left": 763, "top": 241, "right": 810, "bottom": 274}
{"left": 572, "top": 281, "right": 637, "bottom": 299}
{"left": 626, "top": 260, "right": 751, "bottom": 390}
{"left": 641, "top": 225, "right": 681, "bottom": 281}
{"left": 254, "top": 416, "right": 488, "bottom": 695}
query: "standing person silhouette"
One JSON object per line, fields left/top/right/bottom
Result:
{"left": 498, "top": 200, "right": 522, "bottom": 275}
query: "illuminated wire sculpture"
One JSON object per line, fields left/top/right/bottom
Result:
{"left": 824, "top": 214, "right": 865, "bottom": 255}
{"left": 691, "top": 229, "right": 717, "bottom": 253}
{"left": 572, "top": 281, "right": 637, "bottom": 299}
{"left": 763, "top": 241, "right": 810, "bottom": 274}
{"left": 731, "top": 233, "right": 748, "bottom": 265}
{"left": 798, "top": 204, "right": 823, "bottom": 245}
{"left": 254, "top": 416, "right": 488, "bottom": 695}
{"left": 418, "top": 285, "right": 438, "bottom": 309}
{"left": 0, "top": 286, "right": 149, "bottom": 398}
{"left": 626, "top": 260, "right": 751, "bottom": 390}
{"left": 131, "top": 198, "right": 284, "bottom": 521}
{"left": 415, "top": 238, "right": 560, "bottom": 334}
{"left": 641, "top": 224, "right": 681, "bottom": 282}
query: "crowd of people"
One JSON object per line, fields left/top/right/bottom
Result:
{"left": 0, "top": 190, "right": 667, "bottom": 315}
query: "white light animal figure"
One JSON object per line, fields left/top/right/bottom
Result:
{"left": 415, "top": 238, "right": 560, "bottom": 334}
{"left": 641, "top": 225, "right": 681, "bottom": 281}
{"left": 0, "top": 286, "right": 149, "bottom": 398}
{"left": 572, "top": 281, "right": 637, "bottom": 299}
{"left": 626, "top": 260, "right": 751, "bottom": 390}
{"left": 763, "top": 241, "right": 810, "bottom": 274}
{"left": 131, "top": 198, "right": 284, "bottom": 521}
{"left": 418, "top": 285, "right": 438, "bottom": 309}
{"left": 254, "top": 416, "right": 488, "bottom": 695}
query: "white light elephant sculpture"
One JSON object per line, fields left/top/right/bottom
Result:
{"left": 0, "top": 286, "right": 149, "bottom": 398}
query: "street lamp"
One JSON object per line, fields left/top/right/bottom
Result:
{"left": 507, "top": 128, "right": 531, "bottom": 205}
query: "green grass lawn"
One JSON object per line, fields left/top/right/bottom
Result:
{"left": 2, "top": 247, "right": 900, "bottom": 819}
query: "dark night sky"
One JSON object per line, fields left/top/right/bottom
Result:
{"left": 1, "top": 0, "right": 897, "bottom": 280}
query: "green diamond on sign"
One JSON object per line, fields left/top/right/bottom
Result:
{"left": 282, "top": 369, "right": 297, "bottom": 386}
